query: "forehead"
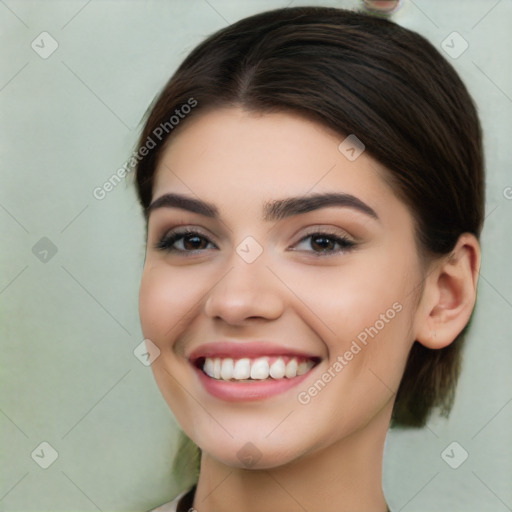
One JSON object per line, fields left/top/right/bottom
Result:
{"left": 152, "top": 107, "right": 408, "bottom": 225}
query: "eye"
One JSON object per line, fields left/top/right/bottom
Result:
{"left": 154, "top": 228, "right": 355, "bottom": 256}
{"left": 292, "top": 230, "right": 355, "bottom": 256}
{"left": 155, "top": 229, "right": 216, "bottom": 253}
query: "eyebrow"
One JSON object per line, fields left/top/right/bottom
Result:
{"left": 147, "top": 192, "right": 379, "bottom": 222}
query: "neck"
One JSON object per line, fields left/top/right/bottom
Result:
{"left": 193, "top": 405, "right": 391, "bottom": 512}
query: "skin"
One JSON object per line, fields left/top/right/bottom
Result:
{"left": 139, "top": 107, "right": 480, "bottom": 512}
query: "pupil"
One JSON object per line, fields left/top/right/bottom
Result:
{"left": 312, "top": 236, "right": 334, "bottom": 251}
{"left": 184, "top": 235, "right": 204, "bottom": 250}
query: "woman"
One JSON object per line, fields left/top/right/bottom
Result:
{"left": 134, "top": 6, "right": 483, "bottom": 511}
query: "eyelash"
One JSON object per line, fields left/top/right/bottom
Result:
{"left": 154, "top": 228, "right": 356, "bottom": 257}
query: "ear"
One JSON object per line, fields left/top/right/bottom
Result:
{"left": 415, "top": 233, "right": 481, "bottom": 349}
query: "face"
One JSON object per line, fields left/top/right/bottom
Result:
{"left": 139, "top": 107, "right": 424, "bottom": 469}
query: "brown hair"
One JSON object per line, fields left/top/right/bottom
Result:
{"left": 134, "top": 6, "right": 484, "bottom": 428}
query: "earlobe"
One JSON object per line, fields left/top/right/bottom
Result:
{"left": 415, "top": 233, "right": 481, "bottom": 350}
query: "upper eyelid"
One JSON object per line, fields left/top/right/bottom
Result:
{"left": 299, "top": 225, "right": 351, "bottom": 237}
{"left": 156, "top": 225, "right": 352, "bottom": 240}
{"left": 155, "top": 224, "right": 213, "bottom": 238}
{"left": 155, "top": 220, "right": 353, "bottom": 236}
{"left": 289, "top": 226, "right": 355, "bottom": 245}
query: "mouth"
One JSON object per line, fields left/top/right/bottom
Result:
{"left": 188, "top": 342, "right": 321, "bottom": 401}
{"left": 194, "top": 355, "right": 320, "bottom": 382}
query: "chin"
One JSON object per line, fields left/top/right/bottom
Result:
{"left": 201, "top": 438, "right": 309, "bottom": 470}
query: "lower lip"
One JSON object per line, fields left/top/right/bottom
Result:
{"left": 193, "top": 365, "right": 315, "bottom": 402}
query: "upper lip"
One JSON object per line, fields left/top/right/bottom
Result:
{"left": 188, "top": 341, "right": 321, "bottom": 364}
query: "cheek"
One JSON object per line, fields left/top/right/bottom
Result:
{"left": 139, "top": 263, "right": 202, "bottom": 431}
{"left": 139, "top": 262, "right": 205, "bottom": 343}
{"left": 139, "top": 265, "right": 174, "bottom": 341}
{"left": 286, "top": 255, "right": 415, "bottom": 391}
{"left": 282, "top": 252, "right": 410, "bottom": 339}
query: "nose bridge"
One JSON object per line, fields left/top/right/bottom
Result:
{"left": 222, "top": 233, "right": 271, "bottom": 289}
{"left": 218, "top": 242, "right": 271, "bottom": 299}
{"left": 204, "top": 241, "right": 283, "bottom": 323}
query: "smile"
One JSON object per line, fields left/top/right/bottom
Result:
{"left": 199, "top": 356, "right": 316, "bottom": 381}
{"left": 188, "top": 341, "right": 321, "bottom": 401}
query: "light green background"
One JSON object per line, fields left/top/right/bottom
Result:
{"left": 1, "top": 0, "right": 511, "bottom": 511}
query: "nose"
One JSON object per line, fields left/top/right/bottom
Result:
{"left": 204, "top": 253, "right": 285, "bottom": 325}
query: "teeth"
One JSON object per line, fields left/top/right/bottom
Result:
{"left": 220, "top": 358, "right": 234, "bottom": 380}
{"left": 213, "top": 358, "right": 221, "bottom": 379}
{"left": 297, "top": 360, "right": 314, "bottom": 375}
{"left": 233, "top": 358, "right": 251, "bottom": 379}
{"left": 269, "top": 357, "right": 286, "bottom": 379}
{"left": 285, "top": 358, "right": 298, "bottom": 378}
{"left": 204, "top": 358, "right": 214, "bottom": 377}
{"left": 250, "top": 358, "right": 270, "bottom": 380}
{"left": 201, "top": 356, "right": 315, "bottom": 381}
